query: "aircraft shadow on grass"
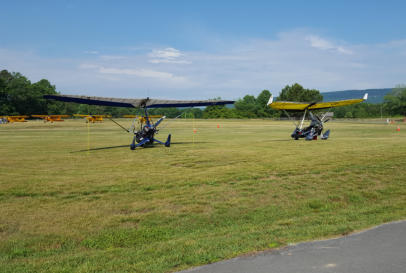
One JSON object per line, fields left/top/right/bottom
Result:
{"left": 266, "top": 139, "right": 295, "bottom": 142}
{"left": 71, "top": 145, "right": 129, "bottom": 153}
{"left": 71, "top": 141, "right": 211, "bottom": 153}
{"left": 170, "top": 141, "right": 211, "bottom": 145}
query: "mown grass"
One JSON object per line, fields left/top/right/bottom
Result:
{"left": 0, "top": 119, "right": 405, "bottom": 272}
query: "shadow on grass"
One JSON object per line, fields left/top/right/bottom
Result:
{"left": 266, "top": 139, "right": 293, "bottom": 142}
{"left": 171, "top": 141, "right": 212, "bottom": 145}
{"left": 71, "top": 145, "right": 129, "bottom": 153}
{"left": 71, "top": 141, "right": 212, "bottom": 153}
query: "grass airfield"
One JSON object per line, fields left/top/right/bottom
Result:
{"left": 0, "top": 119, "right": 405, "bottom": 273}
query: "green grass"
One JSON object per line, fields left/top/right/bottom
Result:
{"left": 0, "top": 119, "right": 405, "bottom": 272}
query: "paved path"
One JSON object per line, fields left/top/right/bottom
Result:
{"left": 179, "top": 220, "right": 406, "bottom": 273}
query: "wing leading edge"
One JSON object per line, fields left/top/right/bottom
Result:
{"left": 268, "top": 93, "right": 368, "bottom": 111}
{"left": 44, "top": 94, "right": 234, "bottom": 108}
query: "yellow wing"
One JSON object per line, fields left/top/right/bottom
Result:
{"left": 2, "top": 116, "right": 29, "bottom": 122}
{"left": 268, "top": 93, "right": 368, "bottom": 111}
{"left": 91, "top": 115, "right": 111, "bottom": 118}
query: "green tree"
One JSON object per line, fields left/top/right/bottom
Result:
{"left": 0, "top": 70, "right": 60, "bottom": 115}
{"left": 344, "top": 111, "right": 353, "bottom": 118}
{"left": 203, "top": 105, "right": 237, "bottom": 118}
{"left": 276, "top": 84, "right": 322, "bottom": 118}
{"left": 384, "top": 85, "right": 406, "bottom": 116}
{"left": 4, "top": 72, "right": 32, "bottom": 115}
{"left": 0, "top": 70, "right": 15, "bottom": 114}
{"left": 234, "top": 95, "right": 258, "bottom": 118}
{"left": 255, "top": 89, "right": 279, "bottom": 117}
{"left": 278, "top": 83, "right": 323, "bottom": 102}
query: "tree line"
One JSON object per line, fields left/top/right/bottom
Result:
{"left": 1, "top": 70, "right": 405, "bottom": 119}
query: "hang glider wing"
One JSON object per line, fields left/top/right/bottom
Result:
{"left": 44, "top": 94, "right": 234, "bottom": 108}
{"left": 268, "top": 93, "right": 368, "bottom": 111}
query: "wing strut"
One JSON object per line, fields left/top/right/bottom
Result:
{"left": 299, "top": 109, "right": 307, "bottom": 130}
{"left": 283, "top": 110, "right": 300, "bottom": 128}
{"left": 108, "top": 117, "right": 130, "bottom": 133}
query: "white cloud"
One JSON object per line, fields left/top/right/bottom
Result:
{"left": 99, "top": 67, "right": 175, "bottom": 80}
{"left": 149, "top": 59, "right": 191, "bottom": 64}
{"left": 79, "top": 63, "right": 186, "bottom": 82}
{"left": 150, "top": 47, "right": 182, "bottom": 59}
{"left": 306, "top": 35, "right": 352, "bottom": 55}
{"left": 148, "top": 47, "right": 191, "bottom": 64}
{"left": 84, "top": 50, "right": 99, "bottom": 55}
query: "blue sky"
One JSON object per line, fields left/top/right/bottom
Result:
{"left": 1, "top": 0, "right": 405, "bottom": 99}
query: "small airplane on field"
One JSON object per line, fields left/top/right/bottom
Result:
{"left": 73, "top": 114, "right": 111, "bottom": 123}
{"left": 268, "top": 93, "right": 368, "bottom": 140}
{"left": 32, "top": 114, "right": 70, "bottom": 122}
{"left": 0, "top": 115, "right": 29, "bottom": 123}
{"left": 122, "top": 115, "right": 163, "bottom": 124}
{"left": 44, "top": 94, "right": 234, "bottom": 149}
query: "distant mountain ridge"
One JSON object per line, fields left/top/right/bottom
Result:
{"left": 321, "top": 88, "right": 392, "bottom": 104}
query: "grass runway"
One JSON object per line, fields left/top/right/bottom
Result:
{"left": 0, "top": 119, "right": 405, "bottom": 272}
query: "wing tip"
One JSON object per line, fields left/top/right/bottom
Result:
{"left": 267, "top": 94, "right": 274, "bottom": 105}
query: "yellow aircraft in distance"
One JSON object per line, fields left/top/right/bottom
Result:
{"left": 0, "top": 115, "right": 29, "bottom": 123}
{"left": 122, "top": 115, "right": 163, "bottom": 124}
{"left": 74, "top": 114, "right": 112, "bottom": 123}
{"left": 32, "top": 115, "right": 70, "bottom": 122}
{"left": 268, "top": 93, "right": 368, "bottom": 140}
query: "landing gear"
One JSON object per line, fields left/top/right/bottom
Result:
{"left": 165, "top": 134, "right": 171, "bottom": 147}
{"left": 130, "top": 135, "right": 137, "bottom": 150}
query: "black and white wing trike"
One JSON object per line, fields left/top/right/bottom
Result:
{"left": 44, "top": 94, "right": 234, "bottom": 150}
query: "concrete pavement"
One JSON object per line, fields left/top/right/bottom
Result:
{"left": 179, "top": 220, "right": 406, "bottom": 273}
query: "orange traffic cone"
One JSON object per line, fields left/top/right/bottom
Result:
{"left": 396, "top": 126, "right": 400, "bottom": 131}
{"left": 217, "top": 124, "right": 220, "bottom": 128}
{"left": 193, "top": 128, "right": 197, "bottom": 133}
